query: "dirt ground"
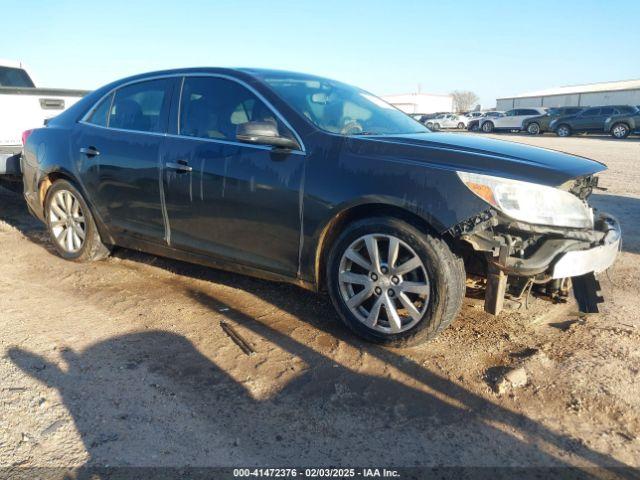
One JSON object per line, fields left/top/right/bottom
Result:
{"left": 0, "top": 133, "right": 639, "bottom": 473}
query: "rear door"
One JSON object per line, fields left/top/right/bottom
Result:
{"left": 76, "top": 77, "right": 175, "bottom": 243}
{"left": 572, "top": 107, "right": 601, "bottom": 132}
{"left": 494, "top": 109, "right": 517, "bottom": 128}
{"left": 161, "top": 75, "right": 306, "bottom": 275}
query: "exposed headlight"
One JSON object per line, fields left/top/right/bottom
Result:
{"left": 457, "top": 171, "right": 594, "bottom": 229}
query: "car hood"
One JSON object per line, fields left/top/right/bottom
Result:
{"left": 347, "top": 132, "right": 605, "bottom": 186}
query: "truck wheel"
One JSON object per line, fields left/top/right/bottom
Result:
{"left": 481, "top": 121, "right": 494, "bottom": 133}
{"left": 527, "top": 122, "right": 541, "bottom": 135}
{"left": 611, "top": 122, "right": 630, "bottom": 139}
{"left": 45, "top": 179, "right": 110, "bottom": 262}
{"left": 556, "top": 124, "right": 572, "bottom": 137}
{"left": 326, "top": 217, "right": 465, "bottom": 346}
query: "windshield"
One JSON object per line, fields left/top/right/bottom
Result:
{"left": 0, "top": 66, "right": 35, "bottom": 87}
{"left": 261, "top": 76, "right": 428, "bottom": 136}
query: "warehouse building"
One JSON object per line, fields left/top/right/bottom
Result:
{"left": 496, "top": 79, "right": 640, "bottom": 110}
{"left": 382, "top": 92, "right": 453, "bottom": 114}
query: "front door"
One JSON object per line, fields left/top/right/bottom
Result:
{"left": 76, "top": 78, "right": 175, "bottom": 242}
{"left": 162, "top": 76, "right": 306, "bottom": 276}
{"left": 572, "top": 108, "right": 601, "bottom": 132}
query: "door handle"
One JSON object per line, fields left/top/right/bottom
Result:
{"left": 166, "top": 161, "right": 193, "bottom": 173}
{"left": 80, "top": 146, "right": 100, "bottom": 157}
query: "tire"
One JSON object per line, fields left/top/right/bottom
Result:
{"left": 326, "top": 217, "right": 465, "bottom": 346}
{"left": 457, "top": 122, "right": 465, "bottom": 129}
{"left": 481, "top": 121, "right": 494, "bottom": 133}
{"left": 611, "top": 122, "right": 630, "bottom": 139}
{"left": 432, "top": 123, "right": 441, "bottom": 131}
{"left": 556, "top": 124, "right": 572, "bottom": 137}
{"left": 44, "top": 179, "right": 110, "bottom": 262}
{"left": 527, "top": 122, "right": 541, "bottom": 135}
{"left": 426, "top": 122, "right": 433, "bottom": 129}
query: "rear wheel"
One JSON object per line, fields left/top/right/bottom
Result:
{"left": 527, "top": 122, "right": 541, "bottom": 135}
{"left": 326, "top": 217, "right": 465, "bottom": 346}
{"left": 45, "top": 179, "right": 110, "bottom": 262}
{"left": 481, "top": 121, "right": 494, "bottom": 133}
{"left": 457, "top": 122, "right": 465, "bottom": 129}
{"left": 432, "top": 122, "right": 441, "bottom": 131}
{"left": 611, "top": 122, "right": 630, "bottom": 139}
{"left": 556, "top": 124, "right": 572, "bottom": 137}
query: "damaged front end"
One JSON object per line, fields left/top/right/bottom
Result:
{"left": 452, "top": 173, "right": 621, "bottom": 315}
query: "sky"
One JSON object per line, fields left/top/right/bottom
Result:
{"left": 3, "top": 0, "right": 639, "bottom": 108}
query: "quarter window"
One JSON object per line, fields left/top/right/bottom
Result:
{"left": 178, "top": 77, "right": 294, "bottom": 141}
{"left": 108, "top": 79, "right": 172, "bottom": 133}
{"left": 86, "top": 93, "right": 113, "bottom": 127}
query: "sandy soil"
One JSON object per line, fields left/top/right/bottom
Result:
{"left": 0, "top": 134, "right": 638, "bottom": 472}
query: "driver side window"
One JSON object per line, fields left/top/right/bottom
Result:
{"left": 179, "top": 77, "right": 293, "bottom": 141}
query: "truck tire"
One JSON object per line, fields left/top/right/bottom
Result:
{"left": 326, "top": 217, "right": 465, "bottom": 347}
{"left": 44, "top": 179, "right": 110, "bottom": 262}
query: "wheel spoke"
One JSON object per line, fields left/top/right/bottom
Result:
{"left": 50, "top": 219, "right": 65, "bottom": 228}
{"left": 72, "top": 230, "right": 81, "bottom": 249}
{"left": 65, "top": 227, "right": 73, "bottom": 251}
{"left": 383, "top": 294, "right": 402, "bottom": 333}
{"left": 364, "top": 235, "right": 381, "bottom": 273}
{"left": 346, "top": 285, "right": 373, "bottom": 309}
{"left": 55, "top": 226, "right": 67, "bottom": 243}
{"left": 74, "top": 215, "right": 85, "bottom": 224}
{"left": 393, "top": 256, "right": 422, "bottom": 275}
{"left": 340, "top": 271, "right": 370, "bottom": 286}
{"left": 345, "top": 248, "right": 372, "bottom": 271}
{"left": 72, "top": 223, "right": 85, "bottom": 240}
{"left": 64, "top": 192, "right": 72, "bottom": 214}
{"left": 398, "top": 292, "right": 423, "bottom": 322}
{"left": 365, "top": 296, "right": 383, "bottom": 328}
{"left": 400, "top": 281, "right": 429, "bottom": 296}
{"left": 51, "top": 202, "right": 66, "bottom": 219}
{"left": 387, "top": 237, "right": 399, "bottom": 269}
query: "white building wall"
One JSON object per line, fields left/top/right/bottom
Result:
{"left": 497, "top": 89, "right": 640, "bottom": 110}
{"left": 382, "top": 93, "right": 454, "bottom": 114}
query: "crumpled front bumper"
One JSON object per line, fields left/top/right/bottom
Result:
{"left": 551, "top": 215, "right": 621, "bottom": 279}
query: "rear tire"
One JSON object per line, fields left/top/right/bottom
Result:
{"left": 326, "top": 217, "right": 465, "bottom": 346}
{"left": 481, "top": 121, "right": 494, "bottom": 133}
{"left": 457, "top": 122, "right": 465, "bottom": 129}
{"left": 556, "top": 124, "right": 572, "bottom": 137}
{"left": 44, "top": 179, "right": 110, "bottom": 262}
{"left": 432, "top": 123, "right": 441, "bottom": 131}
{"left": 611, "top": 122, "right": 630, "bottom": 139}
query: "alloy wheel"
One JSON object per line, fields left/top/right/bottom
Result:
{"left": 527, "top": 123, "right": 540, "bottom": 135}
{"left": 557, "top": 125, "right": 570, "bottom": 137}
{"left": 612, "top": 124, "right": 629, "bottom": 138}
{"left": 338, "top": 234, "right": 430, "bottom": 334}
{"left": 48, "top": 190, "right": 86, "bottom": 253}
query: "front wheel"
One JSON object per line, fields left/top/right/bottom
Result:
{"left": 611, "top": 122, "right": 630, "bottom": 139}
{"left": 432, "top": 122, "right": 441, "bottom": 131}
{"left": 45, "top": 179, "right": 110, "bottom": 262}
{"left": 326, "top": 217, "right": 465, "bottom": 346}
{"left": 527, "top": 122, "right": 541, "bottom": 135}
{"left": 457, "top": 122, "right": 465, "bottom": 129}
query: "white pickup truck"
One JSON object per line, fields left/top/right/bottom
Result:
{"left": 0, "top": 59, "right": 87, "bottom": 186}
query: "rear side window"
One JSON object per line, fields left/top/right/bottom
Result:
{"left": 86, "top": 93, "right": 113, "bottom": 127}
{"left": 0, "top": 66, "right": 35, "bottom": 87}
{"left": 178, "top": 76, "right": 293, "bottom": 141}
{"left": 581, "top": 108, "right": 600, "bottom": 116}
{"left": 109, "top": 79, "right": 172, "bottom": 133}
{"left": 566, "top": 108, "right": 582, "bottom": 115}
{"left": 600, "top": 107, "right": 614, "bottom": 115}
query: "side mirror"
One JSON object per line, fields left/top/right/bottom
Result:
{"left": 236, "top": 121, "right": 300, "bottom": 151}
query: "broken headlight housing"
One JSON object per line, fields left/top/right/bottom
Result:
{"left": 457, "top": 171, "right": 594, "bottom": 229}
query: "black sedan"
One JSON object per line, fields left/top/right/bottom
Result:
{"left": 21, "top": 68, "right": 621, "bottom": 345}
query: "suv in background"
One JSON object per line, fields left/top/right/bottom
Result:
{"left": 479, "top": 108, "right": 546, "bottom": 133}
{"left": 604, "top": 108, "right": 640, "bottom": 138}
{"left": 522, "top": 106, "right": 584, "bottom": 135}
{"left": 467, "top": 111, "right": 504, "bottom": 132}
{"left": 550, "top": 105, "right": 638, "bottom": 137}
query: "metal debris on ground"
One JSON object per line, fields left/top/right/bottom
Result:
{"left": 220, "top": 321, "right": 255, "bottom": 356}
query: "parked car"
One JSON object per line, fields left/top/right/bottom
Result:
{"left": 549, "top": 105, "right": 638, "bottom": 137}
{"left": 426, "top": 114, "right": 467, "bottom": 130}
{"left": 522, "top": 106, "right": 584, "bottom": 135}
{"left": 604, "top": 109, "right": 640, "bottom": 138}
{"left": 467, "top": 111, "right": 504, "bottom": 132}
{"left": 22, "top": 68, "right": 620, "bottom": 346}
{"left": 0, "top": 59, "right": 87, "bottom": 186}
{"left": 479, "top": 108, "right": 547, "bottom": 133}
